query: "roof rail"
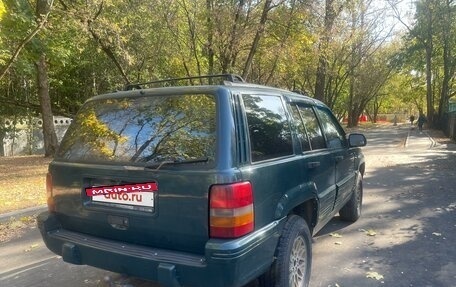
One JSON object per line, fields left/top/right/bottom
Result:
{"left": 292, "top": 90, "right": 309, "bottom": 96}
{"left": 125, "top": 74, "right": 245, "bottom": 90}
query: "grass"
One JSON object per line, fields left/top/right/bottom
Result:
{"left": 0, "top": 155, "right": 51, "bottom": 214}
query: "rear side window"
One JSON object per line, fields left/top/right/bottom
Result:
{"left": 57, "top": 94, "right": 216, "bottom": 164}
{"left": 242, "top": 94, "right": 293, "bottom": 162}
{"left": 296, "top": 105, "right": 326, "bottom": 150}
{"left": 290, "top": 105, "right": 311, "bottom": 152}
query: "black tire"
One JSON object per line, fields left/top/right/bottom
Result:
{"left": 339, "top": 173, "right": 363, "bottom": 222}
{"left": 259, "top": 215, "right": 312, "bottom": 287}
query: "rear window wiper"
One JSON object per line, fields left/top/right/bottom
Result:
{"left": 144, "top": 157, "right": 209, "bottom": 170}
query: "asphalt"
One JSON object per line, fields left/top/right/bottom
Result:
{"left": 405, "top": 127, "right": 436, "bottom": 149}
{"left": 0, "top": 205, "right": 47, "bottom": 224}
{"left": 0, "top": 125, "right": 449, "bottom": 224}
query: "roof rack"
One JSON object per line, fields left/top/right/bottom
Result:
{"left": 292, "top": 90, "right": 309, "bottom": 96}
{"left": 125, "top": 74, "right": 245, "bottom": 90}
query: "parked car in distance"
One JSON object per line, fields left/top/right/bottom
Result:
{"left": 38, "top": 74, "right": 366, "bottom": 287}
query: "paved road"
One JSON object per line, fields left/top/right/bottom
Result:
{"left": 310, "top": 125, "right": 456, "bottom": 287}
{"left": 1, "top": 125, "right": 455, "bottom": 287}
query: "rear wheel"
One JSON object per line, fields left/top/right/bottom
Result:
{"left": 259, "top": 215, "right": 312, "bottom": 287}
{"left": 339, "top": 174, "right": 363, "bottom": 222}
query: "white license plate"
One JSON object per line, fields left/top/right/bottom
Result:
{"left": 92, "top": 192, "right": 154, "bottom": 208}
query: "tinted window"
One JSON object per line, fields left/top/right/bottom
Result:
{"left": 243, "top": 94, "right": 293, "bottom": 162}
{"left": 315, "top": 107, "right": 346, "bottom": 149}
{"left": 296, "top": 105, "right": 326, "bottom": 150}
{"left": 290, "top": 105, "right": 311, "bottom": 152}
{"left": 57, "top": 94, "right": 217, "bottom": 164}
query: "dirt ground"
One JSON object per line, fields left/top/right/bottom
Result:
{"left": 427, "top": 128, "right": 455, "bottom": 145}
{"left": 310, "top": 125, "right": 456, "bottom": 287}
{"left": 0, "top": 155, "right": 51, "bottom": 214}
{"left": 0, "top": 156, "right": 51, "bottom": 243}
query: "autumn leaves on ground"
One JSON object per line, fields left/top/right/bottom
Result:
{"left": 0, "top": 156, "right": 50, "bottom": 242}
{"left": 0, "top": 155, "right": 50, "bottom": 214}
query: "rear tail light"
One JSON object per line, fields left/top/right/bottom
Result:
{"left": 46, "top": 172, "right": 55, "bottom": 212}
{"left": 209, "top": 181, "right": 254, "bottom": 238}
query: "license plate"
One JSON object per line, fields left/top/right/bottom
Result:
{"left": 92, "top": 191, "right": 154, "bottom": 208}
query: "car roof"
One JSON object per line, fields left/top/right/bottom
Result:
{"left": 87, "top": 75, "right": 326, "bottom": 108}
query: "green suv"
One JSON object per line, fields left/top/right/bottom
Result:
{"left": 38, "top": 74, "right": 366, "bottom": 287}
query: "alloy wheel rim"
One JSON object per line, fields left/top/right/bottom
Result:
{"left": 289, "top": 236, "right": 307, "bottom": 287}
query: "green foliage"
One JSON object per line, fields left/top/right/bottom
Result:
{"left": 402, "top": 0, "right": 456, "bottom": 123}
{"left": 0, "top": 0, "right": 5, "bottom": 18}
{"left": 1, "top": 0, "right": 453, "bottom": 128}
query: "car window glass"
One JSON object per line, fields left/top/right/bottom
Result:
{"left": 290, "top": 105, "right": 311, "bottom": 152}
{"left": 296, "top": 105, "right": 326, "bottom": 150}
{"left": 315, "top": 107, "right": 346, "bottom": 149}
{"left": 57, "top": 94, "right": 217, "bottom": 164}
{"left": 242, "top": 94, "right": 293, "bottom": 162}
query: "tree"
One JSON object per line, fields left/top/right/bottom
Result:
{"left": 36, "top": 53, "right": 58, "bottom": 156}
{"left": 435, "top": 0, "right": 455, "bottom": 127}
{"left": 0, "top": 0, "right": 59, "bottom": 156}
{"left": 398, "top": 0, "right": 456, "bottom": 128}
{"left": 314, "top": 0, "right": 343, "bottom": 102}
{"left": 0, "top": 0, "right": 53, "bottom": 80}
{"left": 242, "top": 0, "right": 274, "bottom": 79}
{"left": 324, "top": 0, "right": 394, "bottom": 127}
{"left": 34, "top": 0, "right": 59, "bottom": 157}
{"left": 4, "top": 0, "right": 451, "bottom": 144}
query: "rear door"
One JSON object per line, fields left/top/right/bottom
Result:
{"left": 314, "top": 107, "right": 355, "bottom": 208}
{"left": 238, "top": 93, "right": 299, "bottom": 229}
{"left": 290, "top": 103, "right": 337, "bottom": 221}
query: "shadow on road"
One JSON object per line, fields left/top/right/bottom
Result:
{"left": 310, "top": 133, "right": 456, "bottom": 287}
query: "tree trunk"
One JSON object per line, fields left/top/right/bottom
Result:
{"left": 424, "top": 0, "right": 434, "bottom": 127}
{"left": 437, "top": 0, "right": 453, "bottom": 127}
{"left": 242, "top": 0, "right": 272, "bottom": 79}
{"left": 0, "top": 122, "right": 5, "bottom": 156}
{"left": 347, "top": 7, "right": 357, "bottom": 128}
{"left": 265, "top": 0, "right": 297, "bottom": 85}
{"left": 36, "top": 54, "right": 58, "bottom": 157}
{"left": 206, "top": 0, "right": 214, "bottom": 80}
{"left": 220, "top": 0, "right": 244, "bottom": 73}
{"left": 314, "top": 0, "right": 336, "bottom": 102}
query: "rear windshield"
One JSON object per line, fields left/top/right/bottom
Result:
{"left": 57, "top": 94, "right": 217, "bottom": 164}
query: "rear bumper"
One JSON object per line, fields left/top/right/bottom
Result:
{"left": 37, "top": 212, "right": 284, "bottom": 287}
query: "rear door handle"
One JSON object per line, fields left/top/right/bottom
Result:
{"left": 335, "top": 155, "right": 344, "bottom": 163}
{"left": 307, "top": 162, "right": 320, "bottom": 169}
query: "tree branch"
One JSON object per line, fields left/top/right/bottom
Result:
{"left": 0, "top": 0, "right": 55, "bottom": 81}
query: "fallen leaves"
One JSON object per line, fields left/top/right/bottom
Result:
{"left": 0, "top": 155, "right": 51, "bottom": 214}
{"left": 366, "top": 271, "right": 384, "bottom": 280}
{"left": 330, "top": 232, "right": 343, "bottom": 238}
{"left": 329, "top": 233, "right": 343, "bottom": 245}
{"left": 24, "top": 243, "right": 40, "bottom": 252}
{"left": 359, "top": 228, "right": 377, "bottom": 236}
{"left": 0, "top": 216, "right": 37, "bottom": 243}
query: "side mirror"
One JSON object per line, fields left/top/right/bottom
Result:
{"left": 348, "top": 133, "right": 367, "bottom": 147}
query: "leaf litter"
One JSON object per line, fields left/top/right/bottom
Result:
{"left": 366, "top": 271, "right": 384, "bottom": 280}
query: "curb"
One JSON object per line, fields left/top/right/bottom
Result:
{"left": 405, "top": 129, "right": 410, "bottom": 147}
{"left": 404, "top": 128, "right": 436, "bottom": 149}
{"left": 0, "top": 205, "right": 47, "bottom": 224}
{"left": 427, "top": 132, "right": 436, "bottom": 148}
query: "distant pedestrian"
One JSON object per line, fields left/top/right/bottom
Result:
{"left": 417, "top": 113, "right": 426, "bottom": 132}
{"left": 409, "top": 115, "right": 415, "bottom": 126}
